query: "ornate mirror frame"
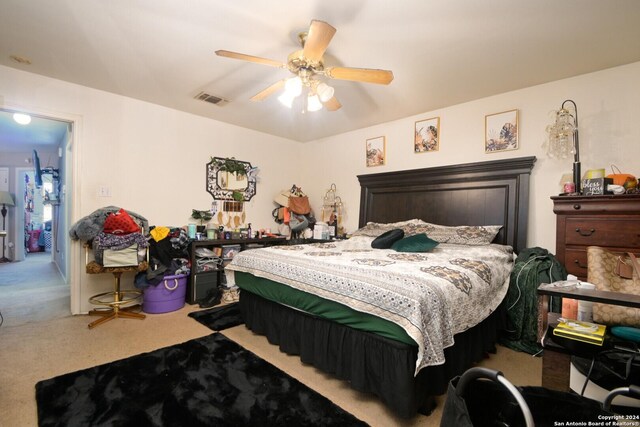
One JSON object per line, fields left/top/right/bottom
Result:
{"left": 206, "top": 157, "right": 257, "bottom": 201}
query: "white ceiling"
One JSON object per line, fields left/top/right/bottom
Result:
{"left": 0, "top": 109, "right": 69, "bottom": 153}
{"left": 1, "top": 0, "right": 639, "bottom": 143}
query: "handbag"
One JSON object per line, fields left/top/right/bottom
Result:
{"left": 288, "top": 195, "right": 311, "bottom": 214}
{"left": 606, "top": 164, "right": 637, "bottom": 187}
{"left": 587, "top": 246, "right": 640, "bottom": 327}
{"left": 288, "top": 214, "right": 309, "bottom": 232}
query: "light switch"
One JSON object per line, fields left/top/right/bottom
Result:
{"left": 98, "top": 186, "right": 111, "bottom": 197}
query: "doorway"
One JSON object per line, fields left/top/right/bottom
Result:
{"left": 0, "top": 107, "right": 76, "bottom": 326}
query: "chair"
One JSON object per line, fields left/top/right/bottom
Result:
{"left": 84, "top": 242, "right": 148, "bottom": 329}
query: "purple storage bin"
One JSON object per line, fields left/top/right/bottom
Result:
{"left": 142, "top": 274, "right": 187, "bottom": 314}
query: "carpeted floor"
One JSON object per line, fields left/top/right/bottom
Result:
{"left": 0, "top": 252, "right": 69, "bottom": 327}
{"left": 36, "top": 333, "right": 367, "bottom": 426}
{"left": 0, "top": 303, "right": 542, "bottom": 427}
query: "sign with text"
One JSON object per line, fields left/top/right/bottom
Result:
{"left": 582, "top": 178, "right": 612, "bottom": 196}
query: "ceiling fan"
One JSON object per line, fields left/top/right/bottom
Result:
{"left": 215, "top": 20, "right": 394, "bottom": 112}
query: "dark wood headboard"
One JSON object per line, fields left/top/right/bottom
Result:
{"left": 357, "top": 156, "right": 536, "bottom": 253}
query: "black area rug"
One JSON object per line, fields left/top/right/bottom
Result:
{"left": 188, "top": 302, "right": 244, "bottom": 331}
{"left": 36, "top": 333, "right": 367, "bottom": 427}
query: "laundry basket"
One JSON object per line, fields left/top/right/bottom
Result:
{"left": 440, "top": 367, "right": 639, "bottom": 427}
{"left": 142, "top": 274, "right": 187, "bottom": 314}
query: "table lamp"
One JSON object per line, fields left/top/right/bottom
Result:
{"left": 544, "top": 99, "right": 581, "bottom": 194}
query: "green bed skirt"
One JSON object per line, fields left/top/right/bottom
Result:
{"left": 233, "top": 271, "right": 416, "bottom": 346}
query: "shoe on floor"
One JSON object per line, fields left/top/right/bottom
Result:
{"left": 198, "top": 287, "right": 221, "bottom": 308}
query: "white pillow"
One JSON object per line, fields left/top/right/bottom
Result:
{"left": 420, "top": 223, "right": 502, "bottom": 245}
{"left": 350, "top": 219, "right": 427, "bottom": 238}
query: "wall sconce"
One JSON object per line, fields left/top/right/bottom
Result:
{"left": 544, "top": 99, "right": 581, "bottom": 193}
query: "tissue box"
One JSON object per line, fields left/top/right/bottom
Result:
{"left": 582, "top": 178, "right": 612, "bottom": 196}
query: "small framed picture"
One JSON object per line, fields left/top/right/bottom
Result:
{"left": 485, "top": 109, "right": 518, "bottom": 153}
{"left": 414, "top": 117, "right": 440, "bottom": 153}
{"left": 366, "top": 136, "right": 385, "bottom": 167}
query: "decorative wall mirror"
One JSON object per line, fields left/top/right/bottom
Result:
{"left": 206, "top": 157, "right": 257, "bottom": 201}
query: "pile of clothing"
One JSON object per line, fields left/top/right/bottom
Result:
{"left": 69, "top": 206, "right": 148, "bottom": 242}
{"left": 134, "top": 226, "right": 191, "bottom": 290}
{"left": 69, "top": 206, "right": 149, "bottom": 267}
{"left": 94, "top": 208, "right": 148, "bottom": 266}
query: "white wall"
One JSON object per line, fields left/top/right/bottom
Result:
{"left": 2, "top": 62, "right": 639, "bottom": 312}
{"left": 0, "top": 65, "right": 302, "bottom": 312}
{"left": 301, "top": 61, "right": 640, "bottom": 254}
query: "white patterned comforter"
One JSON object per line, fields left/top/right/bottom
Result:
{"left": 225, "top": 236, "right": 514, "bottom": 374}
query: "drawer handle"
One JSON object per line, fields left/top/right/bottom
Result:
{"left": 573, "top": 259, "right": 588, "bottom": 269}
{"left": 573, "top": 204, "right": 581, "bottom": 210}
{"left": 575, "top": 228, "right": 595, "bottom": 237}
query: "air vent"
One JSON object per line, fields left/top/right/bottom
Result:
{"left": 195, "top": 92, "right": 229, "bottom": 106}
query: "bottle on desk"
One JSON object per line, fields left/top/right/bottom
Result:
{"left": 562, "top": 298, "right": 578, "bottom": 319}
{"left": 560, "top": 278, "right": 596, "bottom": 322}
{"left": 561, "top": 275, "right": 580, "bottom": 319}
{"left": 576, "top": 282, "right": 595, "bottom": 322}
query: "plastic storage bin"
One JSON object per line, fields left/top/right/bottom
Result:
{"left": 142, "top": 274, "right": 187, "bottom": 314}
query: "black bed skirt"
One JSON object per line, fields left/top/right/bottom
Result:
{"left": 239, "top": 291, "right": 506, "bottom": 418}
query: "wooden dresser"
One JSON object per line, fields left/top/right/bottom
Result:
{"left": 552, "top": 194, "right": 640, "bottom": 280}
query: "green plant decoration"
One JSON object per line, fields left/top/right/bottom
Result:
{"left": 211, "top": 157, "right": 247, "bottom": 177}
{"left": 232, "top": 190, "right": 244, "bottom": 202}
{"left": 190, "top": 209, "right": 213, "bottom": 226}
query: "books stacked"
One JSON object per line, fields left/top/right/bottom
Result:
{"left": 553, "top": 318, "right": 606, "bottom": 346}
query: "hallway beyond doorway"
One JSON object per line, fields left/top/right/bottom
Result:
{"left": 0, "top": 252, "right": 69, "bottom": 328}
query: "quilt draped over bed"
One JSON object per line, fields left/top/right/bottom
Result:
{"left": 226, "top": 237, "right": 514, "bottom": 374}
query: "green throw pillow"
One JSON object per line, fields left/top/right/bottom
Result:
{"left": 391, "top": 233, "right": 439, "bottom": 252}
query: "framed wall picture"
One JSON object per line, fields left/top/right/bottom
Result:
{"left": 366, "top": 136, "right": 386, "bottom": 167}
{"left": 414, "top": 117, "right": 440, "bottom": 153}
{"left": 485, "top": 109, "right": 518, "bottom": 153}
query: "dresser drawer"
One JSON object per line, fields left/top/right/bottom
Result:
{"left": 563, "top": 248, "right": 588, "bottom": 278}
{"left": 564, "top": 218, "right": 640, "bottom": 247}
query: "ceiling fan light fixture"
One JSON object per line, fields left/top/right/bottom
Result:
{"left": 13, "top": 113, "right": 31, "bottom": 125}
{"left": 284, "top": 77, "right": 303, "bottom": 97}
{"left": 316, "top": 82, "right": 334, "bottom": 102}
{"left": 307, "top": 94, "right": 323, "bottom": 112}
{"left": 278, "top": 92, "right": 296, "bottom": 108}
{"left": 216, "top": 19, "right": 393, "bottom": 112}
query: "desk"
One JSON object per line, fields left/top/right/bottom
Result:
{"left": 187, "top": 237, "right": 287, "bottom": 304}
{"left": 537, "top": 284, "right": 640, "bottom": 391}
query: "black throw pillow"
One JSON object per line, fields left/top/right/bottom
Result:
{"left": 371, "top": 228, "right": 405, "bottom": 249}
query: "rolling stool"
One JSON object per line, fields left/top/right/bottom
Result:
{"left": 85, "top": 243, "right": 148, "bottom": 329}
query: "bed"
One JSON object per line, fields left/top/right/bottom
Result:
{"left": 226, "top": 156, "right": 536, "bottom": 418}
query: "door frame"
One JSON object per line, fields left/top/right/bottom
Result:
{"left": 2, "top": 102, "right": 83, "bottom": 314}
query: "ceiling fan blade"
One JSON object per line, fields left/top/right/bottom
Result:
{"left": 323, "top": 96, "right": 342, "bottom": 111}
{"left": 302, "top": 20, "right": 336, "bottom": 63}
{"left": 250, "top": 79, "right": 286, "bottom": 101}
{"left": 215, "top": 50, "right": 285, "bottom": 68}
{"left": 325, "top": 67, "right": 394, "bottom": 85}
